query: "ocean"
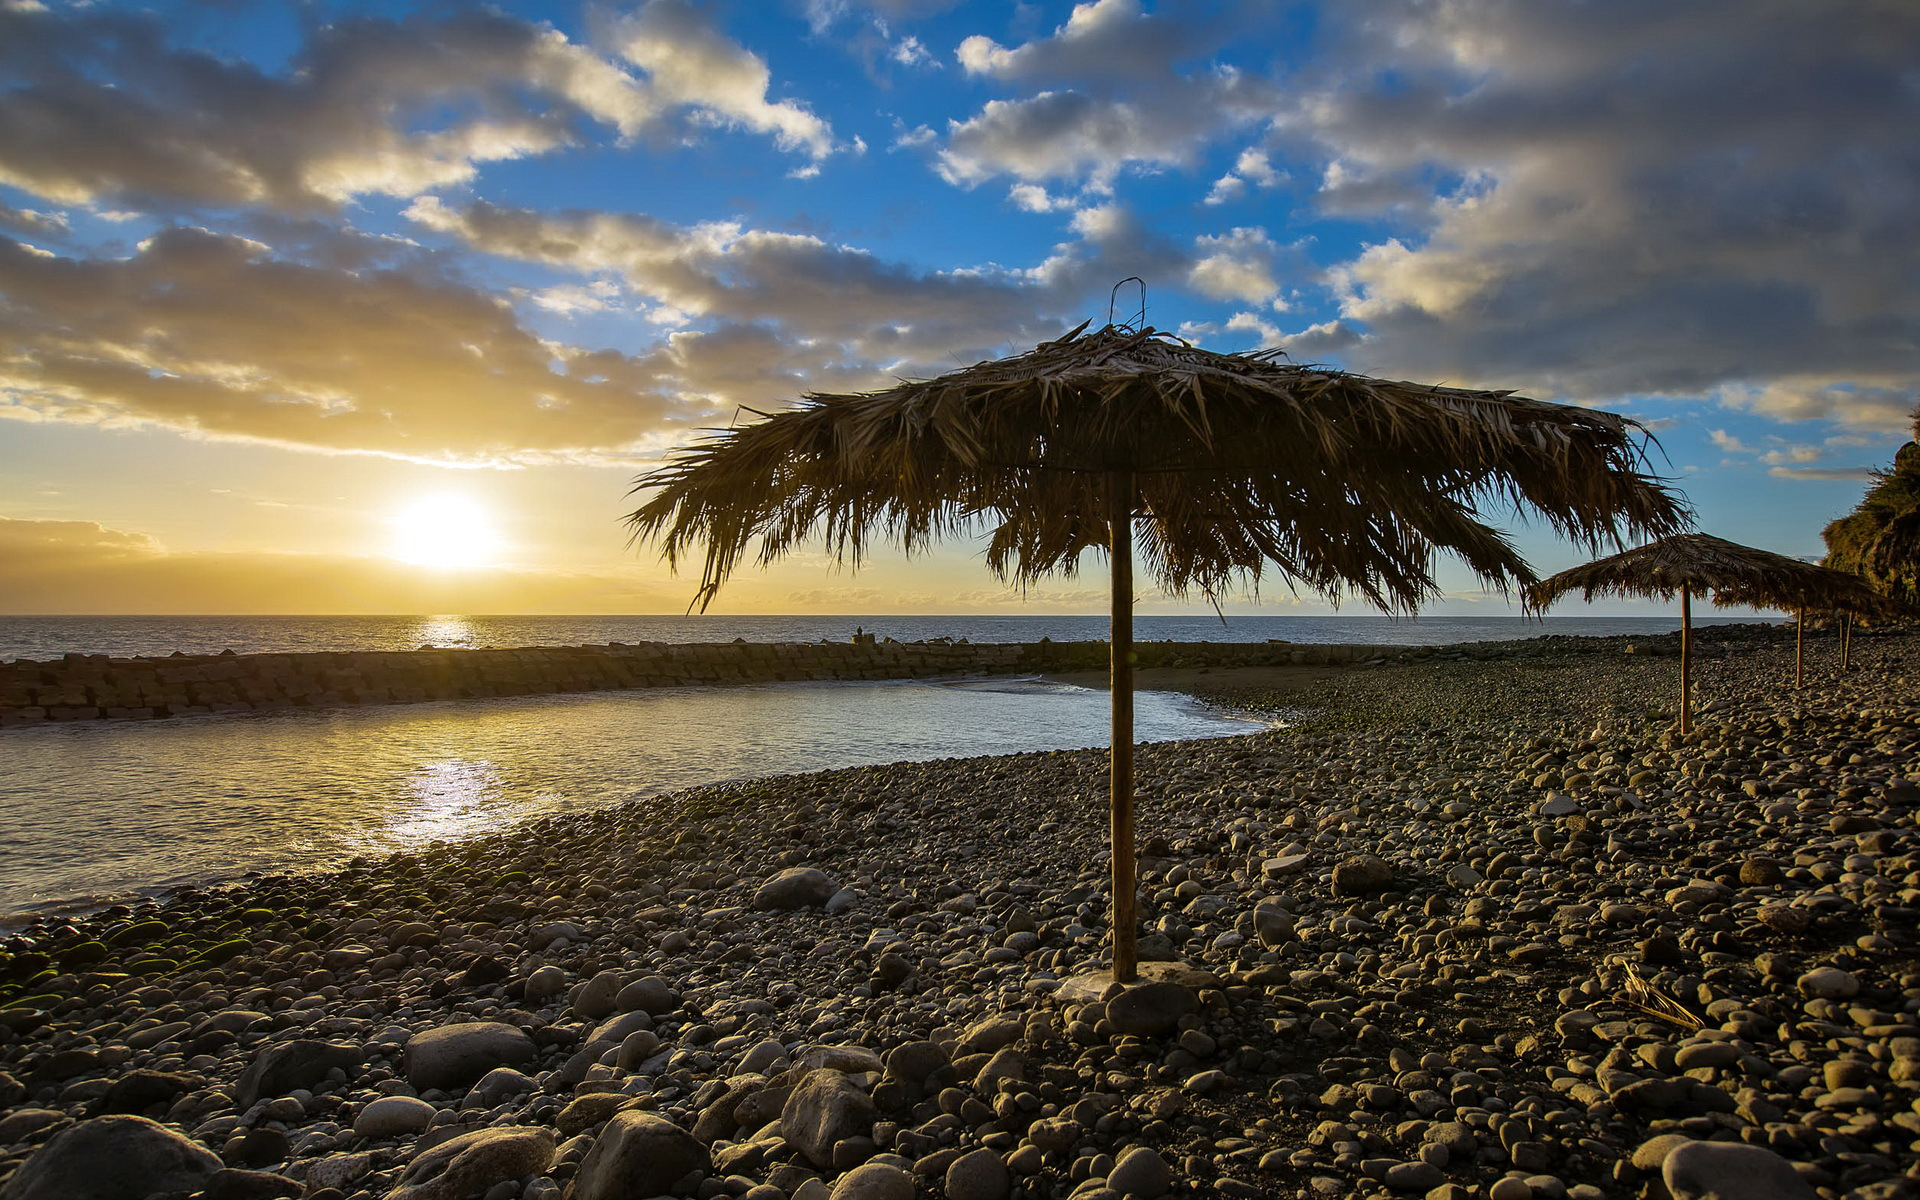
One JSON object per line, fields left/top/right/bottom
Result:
{"left": 0, "top": 612, "right": 1771, "bottom": 662}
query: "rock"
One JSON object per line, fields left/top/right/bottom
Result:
{"left": 958, "top": 1016, "right": 1025, "bottom": 1054}
{"left": 1538, "top": 793, "right": 1580, "bottom": 816}
{"left": 1383, "top": 1160, "right": 1444, "bottom": 1190}
{"left": 614, "top": 975, "right": 678, "bottom": 1015}
{"left": 944, "top": 1147, "right": 1011, "bottom": 1200}
{"left": 1252, "top": 898, "right": 1297, "bottom": 947}
{"left": 1674, "top": 1042, "right": 1740, "bottom": 1071}
{"left": 388, "top": 1126, "right": 555, "bottom": 1200}
{"left": 1106, "top": 1145, "right": 1172, "bottom": 1197}
{"left": 405, "top": 1022, "right": 538, "bottom": 1091}
{"left": 463, "top": 1066, "right": 536, "bottom": 1107}
{"left": 198, "top": 1168, "right": 303, "bottom": 1200}
{"left": 353, "top": 1095, "right": 437, "bottom": 1138}
{"left": 972, "top": 1046, "right": 1029, "bottom": 1091}
{"left": 752, "top": 867, "right": 839, "bottom": 910}
{"left": 883, "top": 1040, "right": 950, "bottom": 1089}
{"left": 795, "top": 1044, "right": 886, "bottom": 1074}
{"left": 1105, "top": 981, "right": 1198, "bottom": 1037}
{"left": 828, "top": 1162, "right": 916, "bottom": 1200}
{"left": 567, "top": 1112, "right": 708, "bottom": 1200}
{"left": 94, "top": 1069, "right": 199, "bottom": 1115}
{"left": 1796, "top": 966, "right": 1859, "bottom": 999}
{"left": 571, "top": 972, "right": 623, "bottom": 1019}
{"left": 781, "top": 1069, "right": 877, "bottom": 1169}
{"left": 233, "top": 1040, "right": 360, "bottom": 1108}
{"left": 0, "top": 1114, "right": 221, "bottom": 1200}
{"left": 1332, "top": 854, "right": 1394, "bottom": 895}
{"left": 1662, "top": 1140, "right": 1817, "bottom": 1200}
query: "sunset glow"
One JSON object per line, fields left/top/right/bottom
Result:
{"left": 389, "top": 497, "right": 504, "bottom": 570}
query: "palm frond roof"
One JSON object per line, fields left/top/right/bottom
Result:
{"left": 1527, "top": 532, "right": 1901, "bottom": 617}
{"left": 630, "top": 322, "right": 1688, "bottom": 612}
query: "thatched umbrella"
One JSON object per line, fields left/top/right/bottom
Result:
{"left": 627, "top": 321, "right": 1685, "bottom": 980}
{"left": 1526, "top": 533, "right": 1895, "bottom": 732}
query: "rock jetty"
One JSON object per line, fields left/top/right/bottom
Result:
{"left": 0, "top": 624, "right": 1913, "bottom": 1200}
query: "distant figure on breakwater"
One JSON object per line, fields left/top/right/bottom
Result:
{"left": 852, "top": 627, "right": 876, "bottom": 645}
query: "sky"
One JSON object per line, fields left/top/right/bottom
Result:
{"left": 1, "top": 0, "right": 1915, "bottom": 616}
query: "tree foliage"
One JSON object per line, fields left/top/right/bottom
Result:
{"left": 1823, "top": 406, "right": 1920, "bottom": 609}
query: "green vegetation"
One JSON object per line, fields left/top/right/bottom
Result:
{"left": 1824, "top": 406, "right": 1920, "bottom": 609}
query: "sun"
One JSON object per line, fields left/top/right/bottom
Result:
{"left": 389, "top": 495, "right": 504, "bottom": 569}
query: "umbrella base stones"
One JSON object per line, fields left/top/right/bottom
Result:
{"left": 1056, "top": 961, "right": 1222, "bottom": 1004}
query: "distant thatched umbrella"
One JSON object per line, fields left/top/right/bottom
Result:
{"left": 1527, "top": 533, "right": 1896, "bottom": 731}
{"left": 628, "top": 321, "right": 1685, "bottom": 980}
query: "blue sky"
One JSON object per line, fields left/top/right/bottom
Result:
{"left": 1, "top": 0, "right": 1914, "bottom": 614}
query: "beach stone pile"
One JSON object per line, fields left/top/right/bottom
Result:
{"left": 0, "top": 625, "right": 1913, "bottom": 1200}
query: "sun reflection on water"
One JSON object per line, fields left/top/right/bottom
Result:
{"left": 412, "top": 615, "right": 479, "bottom": 649}
{"left": 383, "top": 758, "right": 511, "bottom": 846}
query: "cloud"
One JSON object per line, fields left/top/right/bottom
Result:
{"left": 1767, "top": 465, "right": 1874, "bottom": 481}
{"left": 405, "top": 196, "right": 1078, "bottom": 370}
{"left": 0, "top": 3, "right": 830, "bottom": 214}
{"left": 604, "top": 0, "right": 833, "bottom": 159}
{"left": 0, "top": 515, "right": 682, "bottom": 615}
{"left": 0, "top": 202, "right": 66, "bottom": 237}
{"left": 1187, "top": 227, "right": 1281, "bottom": 306}
{"left": 1717, "top": 381, "right": 1917, "bottom": 431}
{"left": 0, "top": 226, "right": 702, "bottom": 463}
{"left": 1263, "top": 0, "right": 1920, "bottom": 425}
{"left": 934, "top": 1, "right": 1275, "bottom": 189}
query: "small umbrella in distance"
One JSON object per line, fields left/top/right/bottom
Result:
{"left": 628, "top": 321, "right": 1687, "bottom": 981}
{"left": 1527, "top": 532, "right": 1898, "bottom": 733}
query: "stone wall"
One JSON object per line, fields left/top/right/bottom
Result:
{"left": 0, "top": 638, "right": 1455, "bottom": 726}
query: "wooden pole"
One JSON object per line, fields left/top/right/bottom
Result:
{"left": 1796, "top": 604, "right": 1806, "bottom": 689}
{"left": 1842, "top": 613, "right": 1853, "bottom": 670}
{"left": 1108, "top": 471, "right": 1139, "bottom": 984}
{"left": 1679, "top": 587, "right": 1692, "bottom": 735}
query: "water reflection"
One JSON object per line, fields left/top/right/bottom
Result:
{"left": 412, "top": 615, "right": 480, "bottom": 649}
{"left": 386, "top": 758, "right": 508, "bottom": 845}
{"left": 0, "top": 678, "right": 1263, "bottom": 916}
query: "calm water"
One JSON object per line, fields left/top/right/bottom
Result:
{"left": 0, "top": 613, "right": 1772, "bottom": 661}
{"left": 0, "top": 677, "right": 1261, "bottom": 920}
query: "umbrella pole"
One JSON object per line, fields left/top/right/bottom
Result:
{"left": 1843, "top": 614, "right": 1853, "bottom": 670}
{"left": 1679, "top": 587, "right": 1692, "bottom": 736}
{"left": 1796, "top": 605, "right": 1805, "bottom": 688}
{"left": 1109, "top": 471, "right": 1139, "bottom": 984}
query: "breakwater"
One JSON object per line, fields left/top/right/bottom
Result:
{"left": 0, "top": 627, "right": 1762, "bottom": 726}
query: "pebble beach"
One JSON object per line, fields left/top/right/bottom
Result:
{"left": 1, "top": 626, "right": 1916, "bottom": 1200}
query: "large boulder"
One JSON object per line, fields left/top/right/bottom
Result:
{"left": 1663, "top": 1140, "right": 1818, "bottom": 1200}
{"left": 0, "top": 1115, "right": 221, "bottom": 1200}
{"left": 1105, "top": 981, "right": 1197, "bottom": 1037}
{"left": 780, "top": 1069, "right": 877, "bottom": 1169}
{"left": 404, "top": 1022, "right": 537, "bottom": 1092}
{"left": 387, "top": 1126, "right": 554, "bottom": 1200}
{"left": 752, "top": 868, "right": 839, "bottom": 910}
{"left": 567, "top": 1112, "right": 708, "bottom": 1200}
{"left": 828, "top": 1162, "right": 916, "bottom": 1200}
{"left": 234, "top": 1040, "right": 361, "bottom": 1108}
{"left": 1331, "top": 854, "right": 1394, "bottom": 895}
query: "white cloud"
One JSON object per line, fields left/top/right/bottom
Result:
{"left": 1768, "top": 465, "right": 1874, "bottom": 481}
{"left": 933, "top": 1, "right": 1275, "bottom": 189}
{"left": 1264, "top": 0, "right": 1920, "bottom": 427}
{"left": 606, "top": 0, "right": 834, "bottom": 159}
{"left": 1187, "top": 227, "right": 1281, "bottom": 306}
{"left": 0, "top": 3, "right": 832, "bottom": 213}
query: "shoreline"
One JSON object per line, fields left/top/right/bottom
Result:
{"left": 1, "top": 626, "right": 1913, "bottom": 1200}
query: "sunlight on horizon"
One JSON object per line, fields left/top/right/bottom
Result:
{"left": 389, "top": 496, "right": 505, "bottom": 570}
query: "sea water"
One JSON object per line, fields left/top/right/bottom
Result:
{"left": 0, "top": 677, "right": 1262, "bottom": 919}
{"left": 0, "top": 613, "right": 1771, "bottom": 661}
